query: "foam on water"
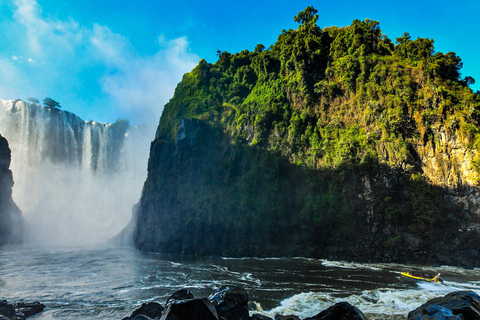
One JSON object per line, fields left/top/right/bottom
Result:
{"left": 257, "top": 286, "right": 457, "bottom": 319}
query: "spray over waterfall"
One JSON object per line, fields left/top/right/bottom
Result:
{"left": 0, "top": 99, "right": 150, "bottom": 245}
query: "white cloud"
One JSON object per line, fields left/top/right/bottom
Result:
{"left": 98, "top": 35, "right": 199, "bottom": 120}
{"left": 2, "top": 0, "right": 200, "bottom": 124}
{"left": 13, "top": 0, "right": 83, "bottom": 56}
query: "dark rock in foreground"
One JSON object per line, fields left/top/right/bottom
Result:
{"left": 304, "top": 302, "right": 368, "bottom": 320}
{"left": 209, "top": 286, "right": 249, "bottom": 320}
{"left": 407, "top": 291, "right": 480, "bottom": 320}
{"left": 0, "top": 300, "right": 45, "bottom": 320}
{"left": 124, "top": 287, "right": 480, "bottom": 320}
{"left": 166, "top": 289, "right": 194, "bottom": 305}
{"left": 130, "top": 302, "right": 164, "bottom": 319}
{"left": 162, "top": 298, "right": 219, "bottom": 320}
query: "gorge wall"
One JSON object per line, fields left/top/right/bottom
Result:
{"left": 0, "top": 99, "right": 149, "bottom": 245}
{"left": 132, "top": 8, "right": 480, "bottom": 265}
{"left": 0, "top": 134, "right": 23, "bottom": 245}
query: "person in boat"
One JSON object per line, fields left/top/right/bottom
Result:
{"left": 408, "top": 272, "right": 444, "bottom": 284}
{"left": 433, "top": 273, "right": 444, "bottom": 284}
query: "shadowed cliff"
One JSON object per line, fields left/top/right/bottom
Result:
{"left": 0, "top": 134, "right": 23, "bottom": 244}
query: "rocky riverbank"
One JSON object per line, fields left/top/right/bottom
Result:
{"left": 3, "top": 287, "right": 479, "bottom": 320}
{"left": 121, "top": 287, "right": 480, "bottom": 320}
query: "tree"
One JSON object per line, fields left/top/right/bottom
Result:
{"left": 43, "top": 98, "right": 61, "bottom": 109}
{"left": 27, "top": 97, "right": 39, "bottom": 104}
{"left": 254, "top": 44, "right": 265, "bottom": 53}
{"left": 294, "top": 6, "right": 318, "bottom": 25}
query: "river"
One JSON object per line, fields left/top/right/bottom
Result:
{"left": 0, "top": 245, "right": 479, "bottom": 319}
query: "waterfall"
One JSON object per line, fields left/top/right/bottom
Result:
{"left": 0, "top": 99, "right": 149, "bottom": 245}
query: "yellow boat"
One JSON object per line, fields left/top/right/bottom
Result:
{"left": 401, "top": 272, "right": 444, "bottom": 284}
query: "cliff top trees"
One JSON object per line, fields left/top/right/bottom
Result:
{"left": 43, "top": 98, "right": 61, "bottom": 109}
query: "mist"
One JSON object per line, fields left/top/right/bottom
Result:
{"left": 0, "top": 99, "right": 154, "bottom": 246}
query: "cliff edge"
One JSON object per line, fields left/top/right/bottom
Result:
{"left": 0, "top": 134, "right": 23, "bottom": 244}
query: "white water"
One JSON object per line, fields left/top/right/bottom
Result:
{"left": 1, "top": 246, "right": 479, "bottom": 320}
{"left": 0, "top": 99, "right": 151, "bottom": 245}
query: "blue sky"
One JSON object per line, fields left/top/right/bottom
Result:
{"left": 0, "top": 0, "right": 479, "bottom": 125}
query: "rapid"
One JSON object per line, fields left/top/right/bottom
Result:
{"left": 1, "top": 245, "right": 479, "bottom": 319}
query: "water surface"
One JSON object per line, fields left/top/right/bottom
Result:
{"left": 1, "top": 245, "right": 479, "bottom": 319}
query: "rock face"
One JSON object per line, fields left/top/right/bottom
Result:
{"left": 0, "top": 134, "right": 23, "bottom": 245}
{"left": 131, "top": 116, "right": 480, "bottom": 265}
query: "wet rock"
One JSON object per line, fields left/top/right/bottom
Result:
{"left": 0, "top": 301, "right": 15, "bottom": 319}
{"left": 0, "top": 300, "right": 45, "bottom": 320}
{"left": 407, "top": 291, "right": 480, "bottom": 320}
{"left": 304, "top": 302, "right": 368, "bottom": 320}
{"left": 160, "top": 298, "right": 218, "bottom": 320}
{"left": 166, "top": 289, "right": 194, "bottom": 305}
{"left": 250, "top": 314, "right": 273, "bottom": 320}
{"left": 133, "top": 315, "right": 154, "bottom": 320}
{"left": 14, "top": 302, "right": 46, "bottom": 319}
{"left": 407, "top": 305, "right": 462, "bottom": 320}
{"left": 209, "top": 286, "right": 249, "bottom": 320}
{"left": 131, "top": 302, "right": 164, "bottom": 319}
{"left": 274, "top": 315, "right": 300, "bottom": 320}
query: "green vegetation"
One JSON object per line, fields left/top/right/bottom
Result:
{"left": 142, "top": 7, "right": 480, "bottom": 258}
{"left": 158, "top": 6, "right": 479, "bottom": 172}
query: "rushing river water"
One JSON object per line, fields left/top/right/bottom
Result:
{"left": 1, "top": 245, "right": 479, "bottom": 320}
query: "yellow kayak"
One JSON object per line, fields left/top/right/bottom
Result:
{"left": 401, "top": 272, "right": 444, "bottom": 284}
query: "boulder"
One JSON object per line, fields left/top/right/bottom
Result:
{"left": 209, "top": 286, "right": 249, "bottom": 320}
{"left": 251, "top": 314, "right": 273, "bottom": 320}
{"left": 274, "top": 315, "right": 300, "bottom": 320}
{"left": 133, "top": 315, "right": 154, "bottom": 320}
{"left": 407, "top": 291, "right": 480, "bottom": 320}
{"left": 0, "top": 300, "right": 45, "bottom": 320}
{"left": 408, "top": 305, "right": 463, "bottom": 320}
{"left": 304, "top": 302, "right": 368, "bottom": 320}
{"left": 0, "top": 301, "right": 15, "bottom": 319}
{"left": 130, "top": 302, "right": 164, "bottom": 319}
{"left": 166, "top": 289, "right": 194, "bottom": 305}
{"left": 14, "top": 302, "right": 46, "bottom": 319}
{"left": 160, "top": 298, "right": 218, "bottom": 320}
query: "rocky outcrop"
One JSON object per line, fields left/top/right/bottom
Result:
{"left": 407, "top": 291, "right": 480, "bottom": 320}
{"left": 0, "top": 134, "right": 23, "bottom": 245}
{"left": 0, "top": 300, "right": 45, "bottom": 320}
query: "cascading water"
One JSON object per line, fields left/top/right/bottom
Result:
{"left": 0, "top": 99, "right": 150, "bottom": 245}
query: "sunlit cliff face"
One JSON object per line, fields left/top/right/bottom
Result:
{"left": 0, "top": 99, "right": 152, "bottom": 246}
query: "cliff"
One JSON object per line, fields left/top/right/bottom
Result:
{"left": 132, "top": 7, "right": 480, "bottom": 265}
{"left": 0, "top": 134, "right": 23, "bottom": 244}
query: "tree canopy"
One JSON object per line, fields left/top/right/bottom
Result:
{"left": 43, "top": 98, "right": 61, "bottom": 109}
